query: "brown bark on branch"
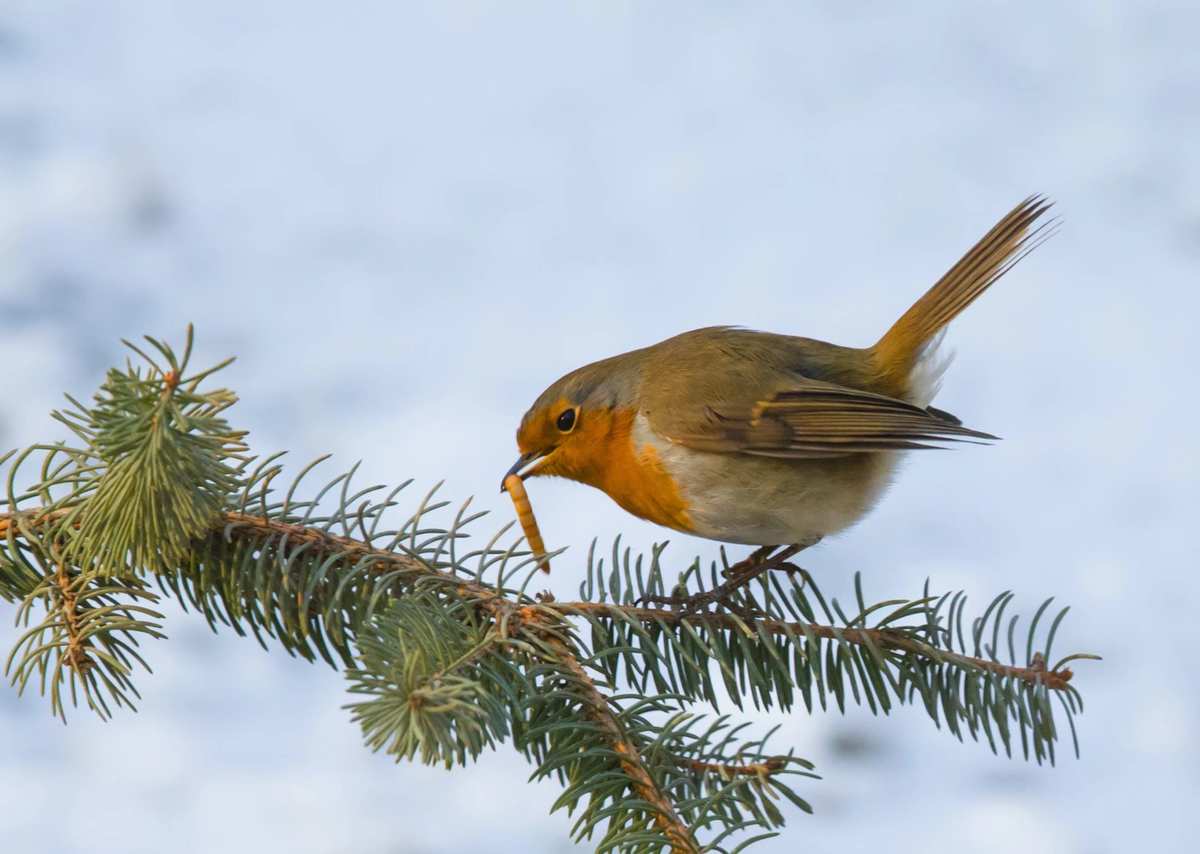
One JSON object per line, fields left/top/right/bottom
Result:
{"left": 548, "top": 637, "right": 699, "bottom": 852}
{"left": 2, "top": 508, "right": 701, "bottom": 850}
{"left": 546, "top": 601, "right": 1075, "bottom": 692}
{"left": 0, "top": 509, "right": 1076, "bottom": 693}
{"left": 52, "top": 555, "right": 94, "bottom": 673}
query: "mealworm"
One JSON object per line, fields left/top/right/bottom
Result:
{"left": 504, "top": 473, "right": 550, "bottom": 573}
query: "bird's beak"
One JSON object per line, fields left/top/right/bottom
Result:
{"left": 500, "top": 450, "right": 545, "bottom": 492}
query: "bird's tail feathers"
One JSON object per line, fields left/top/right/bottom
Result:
{"left": 869, "top": 195, "right": 1055, "bottom": 397}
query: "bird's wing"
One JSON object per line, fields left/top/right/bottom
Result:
{"left": 658, "top": 375, "right": 996, "bottom": 459}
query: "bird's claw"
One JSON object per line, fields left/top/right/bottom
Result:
{"left": 642, "top": 540, "right": 820, "bottom": 615}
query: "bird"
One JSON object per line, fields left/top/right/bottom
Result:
{"left": 504, "top": 196, "right": 1053, "bottom": 565}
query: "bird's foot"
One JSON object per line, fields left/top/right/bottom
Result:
{"left": 641, "top": 545, "right": 783, "bottom": 613}
{"left": 719, "top": 544, "right": 779, "bottom": 578}
{"left": 642, "top": 539, "right": 820, "bottom": 615}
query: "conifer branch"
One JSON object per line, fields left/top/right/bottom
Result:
{"left": 51, "top": 552, "right": 93, "bottom": 675}
{"left": 547, "top": 636, "right": 699, "bottom": 853}
{"left": 0, "top": 328, "right": 1100, "bottom": 852}
{"left": 547, "top": 600, "right": 1076, "bottom": 692}
{"left": 0, "top": 508, "right": 1077, "bottom": 693}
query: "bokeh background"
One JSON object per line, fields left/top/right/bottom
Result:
{"left": 2, "top": 2, "right": 1197, "bottom": 852}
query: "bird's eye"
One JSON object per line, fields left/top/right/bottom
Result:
{"left": 556, "top": 408, "right": 577, "bottom": 433}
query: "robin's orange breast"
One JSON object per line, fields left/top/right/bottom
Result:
{"left": 535, "top": 407, "right": 693, "bottom": 533}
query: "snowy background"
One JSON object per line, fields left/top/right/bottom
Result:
{"left": 1, "top": 2, "right": 1197, "bottom": 852}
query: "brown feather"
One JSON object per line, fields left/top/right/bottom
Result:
{"left": 869, "top": 195, "right": 1055, "bottom": 397}
{"left": 674, "top": 376, "right": 996, "bottom": 459}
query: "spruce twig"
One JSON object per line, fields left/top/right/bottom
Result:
{"left": 0, "top": 328, "right": 1099, "bottom": 852}
{"left": 0, "top": 509, "right": 1079, "bottom": 692}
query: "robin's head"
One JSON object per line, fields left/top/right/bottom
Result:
{"left": 503, "top": 351, "right": 642, "bottom": 491}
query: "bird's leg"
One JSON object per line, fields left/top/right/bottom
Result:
{"left": 641, "top": 546, "right": 778, "bottom": 610}
{"left": 643, "top": 538, "right": 820, "bottom": 615}
{"left": 720, "top": 544, "right": 779, "bottom": 578}
{"left": 683, "top": 544, "right": 801, "bottom": 615}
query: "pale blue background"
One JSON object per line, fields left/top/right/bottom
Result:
{"left": 1, "top": 2, "right": 1196, "bottom": 852}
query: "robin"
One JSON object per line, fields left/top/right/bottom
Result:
{"left": 504, "top": 197, "right": 1053, "bottom": 568}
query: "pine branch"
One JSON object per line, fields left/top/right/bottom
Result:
{"left": 0, "top": 508, "right": 1077, "bottom": 692}
{"left": 1, "top": 502, "right": 1091, "bottom": 762}
{"left": 547, "top": 636, "right": 699, "bottom": 853}
{"left": 50, "top": 551, "right": 93, "bottom": 675}
{"left": 0, "top": 328, "right": 1100, "bottom": 852}
{"left": 547, "top": 600, "right": 1075, "bottom": 691}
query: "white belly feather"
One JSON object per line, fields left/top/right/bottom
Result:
{"left": 633, "top": 413, "right": 902, "bottom": 546}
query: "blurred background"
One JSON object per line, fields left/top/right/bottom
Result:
{"left": 1, "top": 1, "right": 1196, "bottom": 852}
